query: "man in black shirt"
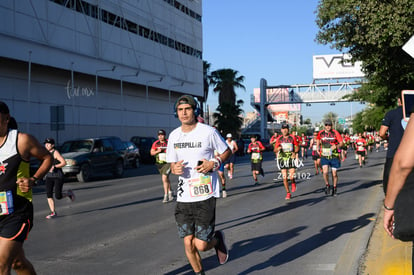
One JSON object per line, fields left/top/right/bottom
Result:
{"left": 379, "top": 98, "right": 405, "bottom": 194}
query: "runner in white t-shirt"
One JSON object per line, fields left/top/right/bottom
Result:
{"left": 166, "top": 95, "right": 231, "bottom": 274}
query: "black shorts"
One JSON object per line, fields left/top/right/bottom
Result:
{"left": 251, "top": 161, "right": 262, "bottom": 171}
{"left": 227, "top": 154, "right": 236, "bottom": 164}
{"left": 175, "top": 197, "right": 216, "bottom": 242}
{"left": 0, "top": 196, "right": 33, "bottom": 243}
{"left": 357, "top": 151, "right": 366, "bottom": 156}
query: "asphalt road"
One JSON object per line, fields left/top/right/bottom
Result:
{"left": 24, "top": 149, "right": 386, "bottom": 275}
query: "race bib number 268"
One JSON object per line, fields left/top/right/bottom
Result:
{"left": 189, "top": 175, "right": 213, "bottom": 198}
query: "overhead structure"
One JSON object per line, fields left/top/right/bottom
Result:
{"left": 253, "top": 54, "right": 366, "bottom": 139}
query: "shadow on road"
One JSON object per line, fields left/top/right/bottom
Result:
{"left": 237, "top": 213, "right": 375, "bottom": 274}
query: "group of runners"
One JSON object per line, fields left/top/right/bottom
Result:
{"left": 139, "top": 96, "right": 394, "bottom": 274}
{"left": 152, "top": 117, "right": 387, "bottom": 205}
{"left": 244, "top": 120, "right": 387, "bottom": 201}
{"left": 268, "top": 120, "right": 344, "bottom": 199}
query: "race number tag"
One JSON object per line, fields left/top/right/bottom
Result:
{"left": 281, "top": 143, "right": 293, "bottom": 152}
{"left": 358, "top": 146, "right": 365, "bottom": 151}
{"left": 312, "top": 145, "right": 317, "bottom": 151}
{"left": 321, "top": 147, "right": 332, "bottom": 157}
{"left": 158, "top": 153, "right": 167, "bottom": 162}
{"left": 188, "top": 175, "right": 213, "bottom": 198}
{"left": 251, "top": 152, "right": 260, "bottom": 160}
{"left": 0, "top": 191, "right": 14, "bottom": 216}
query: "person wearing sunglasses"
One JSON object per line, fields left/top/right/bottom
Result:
{"left": 316, "top": 120, "right": 343, "bottom": 196}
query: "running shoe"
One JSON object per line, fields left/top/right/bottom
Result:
{"left": 162, "top": 195, "right": 168, "bottom": 203}
{"left": 291, "top": 183, "right": 297, "bottom": 193}
{"left": 285, "top": 193, "right": 291, "bottom": 200}
{"left": 222, "top": 190, "right": 227, "bottom": 198}
{"left": 229, "top": 173, "right": 233, "bottom": 180}
{"left": 253, "top": 180, "right": 259, "bottom": 186}
{"left": 324, "top": 185, "right": 330, "bottom": 195}
{"left": 228, "top": 171, "right": 231, "bottom": 178}
{"left": 214, "top": 231, "right": 229, "bottom": 265}
{"left": 67, "top": 189, "right": 75, "bottom": 202}
{"left": 168, "top": 191, "right": 174, "bottom": 202}
{"left": 332, "top": 187, "right": 337, "bottom": 196}
{"left": 46, "top": 212, "right": 57, "bottom": 219}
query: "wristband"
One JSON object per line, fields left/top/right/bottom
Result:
{"left": 383, "top": 202, "right": 394, "bottom": 211}
{"left": 30, "top": 176, "right": 39, "bottom": 186}
{"left": 209, "top": 156, "right": 222, "bottom": 172}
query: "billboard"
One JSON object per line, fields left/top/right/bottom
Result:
{"left": 253, "top": 88, "right": 301, "bottom": 113}
{"left": 273, "top": 111, "right": 289, "bottom": 123}
{"left": 313, "top": 54, "right": 364, "bottom": 79}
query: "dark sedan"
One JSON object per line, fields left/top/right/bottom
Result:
{"left": 122, "top": 141, "right": 140, "bottom": 168}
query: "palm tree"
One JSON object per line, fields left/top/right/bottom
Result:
{"left": 201, "top": 61, "right": 213, "bottom": 116}
{"left": 213, "top": 100, "right": 245, "bottom": 136}
{"left": 323, "top": 112, "right": 338, "bottom": 125}
{"left": 210, "top": 69, "right": 245, "bottom": 106}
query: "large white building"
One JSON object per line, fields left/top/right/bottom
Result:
{"left": 0, "top": 0, "right": 203, "bottom": 144}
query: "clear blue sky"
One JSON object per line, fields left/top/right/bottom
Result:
{"left": 202, "top": 0, "right": 367, "bottom": 123}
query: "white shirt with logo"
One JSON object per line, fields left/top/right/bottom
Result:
{"left": 166, "top": 123, "right": 228, "bottom": 202}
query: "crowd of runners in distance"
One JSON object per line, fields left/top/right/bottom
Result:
{"left": 155, "top": 123, "right": 388, "bottom": 203}
{"left": 225, "top": 124, "right": 387, "bottom": 200}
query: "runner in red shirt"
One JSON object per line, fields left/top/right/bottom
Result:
{"left": 247, "top": 135, "right": 266, "bottom": 185}
{"left": 355, "top": 133, "right": 367, "bottom": 168}
{"left": 309, "top": 132, "right": 322, "bottom": 175}
{"left": 269, "top": 132, "right": 279, "bottom": 159}
{"left": 340, "top": 133, "right": 351, "bottom": 161}
{"left": 150, "top": 129, "right": 173, "bottom": 203}
{"left": 317, "top": 120, "right": 343, "bottom": 196}
{"left": 274, "top": 123, "right": 299, "bottom": 200}
{"left": 299, "top": 132, "right": 308, "bottom": 159}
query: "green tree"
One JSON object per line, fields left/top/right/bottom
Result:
{"left": 315, "top": 0, "right": 414, "bottom": 108}
{"left": 322, "top": 112, "right": 345, "bottom": 132}
{"left": 210, "top": 69, "right": 245, "bottom": 106}
{"left": 352, "top": 105, "right": 389, "bottom": 132}
{"left": 213, "top": 100, "right": 244, "bottom": 137}
{"left": 352, "top": 111, "right": 365, "bottom": 134}
{"left": 322, "top": 112, "right": 338, "bottom": 124}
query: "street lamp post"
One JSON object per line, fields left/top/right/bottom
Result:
{"left": 120, "top": 71, "right": 139, "bottom": 139}
{"left": 27, "top": 50, "right": 32, "bottom": 133}
{"left": 95, "top": 66, "right": 116, "bottom": 136}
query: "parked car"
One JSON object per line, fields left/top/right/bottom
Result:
{"left": 121, "top": 141, "right": 140, "bottom": 168}
{"left": 60, "top": 136, "right": 125, "bottom": 182}
{"left": 130, "top": 136, "right": 156, "bottom": 164}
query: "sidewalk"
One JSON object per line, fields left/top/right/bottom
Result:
{"left": 360, "top": 207, "right": 412, "bottom": 275}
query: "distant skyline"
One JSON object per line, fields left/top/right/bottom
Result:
{"left": 202, "top": 0, "right": 367, "bottom": 124}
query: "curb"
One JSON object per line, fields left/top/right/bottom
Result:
{"left": 360, "top": 207, "right": 412, "bottom": 274}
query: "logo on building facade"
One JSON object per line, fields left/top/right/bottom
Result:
{"left": 65, "top": 80, "right": 95, "bottom": 99}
